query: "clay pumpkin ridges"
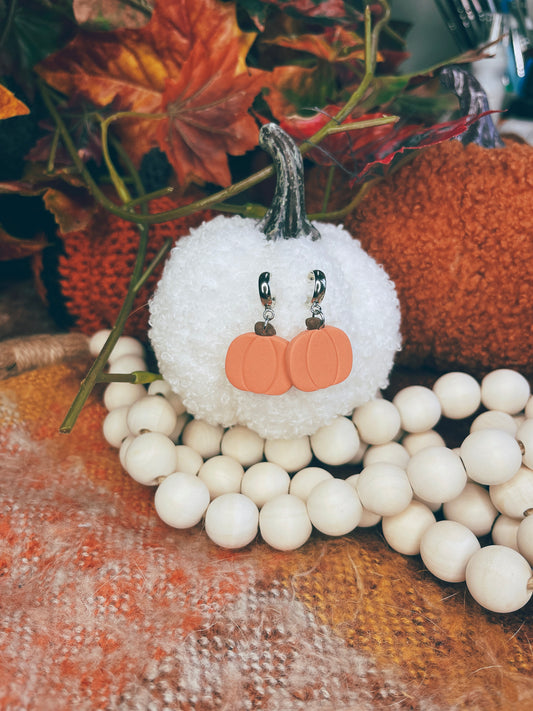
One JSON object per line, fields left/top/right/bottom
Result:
{"left": 225, "top": 332, "right": 291, "bottom": 395}
{"left": 287, "top": 326, "right": 353, "bottom": 392}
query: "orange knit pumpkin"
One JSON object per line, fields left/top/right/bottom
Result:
{"left": 344, "top": 139, "right": 533, "bottom": 377}
{"left": 36, "top": 194, "right": 211, "bottom": 340}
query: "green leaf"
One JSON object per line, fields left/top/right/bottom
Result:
{"left": 0, "top": 0, "right": 76, "bottom": 90}
{"left": 364, "top": 74, "right": 412, "bottom": 108}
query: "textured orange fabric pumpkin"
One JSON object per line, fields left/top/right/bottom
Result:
{"left": 35, "top": 194, "right": 211, "bottom": 339}
{"left": 286, "top": 324, "right": 353, "bottom": 392}
{"left": 345, "top": 138, "right": 533, "bottom": 378}
{"left": 225, "top": 331, "right": 291, "bottom": 395}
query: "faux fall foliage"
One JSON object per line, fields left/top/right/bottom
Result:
{"left": 1, "top": 0, "right": 532, "bottom": 388}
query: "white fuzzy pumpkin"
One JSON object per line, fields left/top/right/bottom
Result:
{"left": 149, "top": 125, "right": 401, "bottom": 439}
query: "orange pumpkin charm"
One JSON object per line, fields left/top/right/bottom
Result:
{"left": 225, "top": 329, "right": 291, "bottom": 395}
{"left": 286, "top": 325, "right": 352, "bottom": 392}
{"left": 225, "top": 272, "right": 292, "bottom": 396}
{"left": 286, "top": 270, "right": 352, "bottom": 392}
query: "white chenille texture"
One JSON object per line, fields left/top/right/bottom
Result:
{"left": 149, "top": 215, "right": 401, "bottom": 439}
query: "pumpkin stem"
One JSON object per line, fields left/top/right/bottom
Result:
{"left": 439, "top": 66, "right": 504, "bottom": 149}
{"left": 258, "top": 123, "right": 320, "bottom": 241}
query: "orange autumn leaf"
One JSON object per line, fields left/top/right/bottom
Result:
{"left": 0, "top": 228, "right": 47, "bottom": 261}
{"left": 266, "top": 26, "right": 367, "bottom": 64}
{"left": 157, "top": 41, "right": 265, "bottom": 186}
{"left": 264, "top": 65, "right": 325, "bottom": 120}
{"left": 0, "top": 86, "right": 30, "bottom": 119}
{"left": 36, "top": 0, "right": 268, "bottom": 184}
{"left": 43, "top": 186, "right": 96, "bottom": 235}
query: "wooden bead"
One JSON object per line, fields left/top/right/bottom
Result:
{"left": 107, "top": 354, "right": 147, "bottom": 374}
{"left": 306, "top": 479, "right": 362, "bottom": 536}
{"left": 392, "top": 386, "right": 441, "bottom": 433}
{"left": 119, "top": 434, "right": 135, "bottom": 469}
{"left": 516, "top": 418, "right": 533, "bottom": 469}
{"left": 480, "top": 369, "right": 531, "bottom": 415}
{"left": 289, "top": 467, "right": 333, "bottom": 502}
{"left": 352, "top": 399, "right": 401, "bottom": 445}
{"left": 491, "top": 514, "right": 521, "bottom": 550}
{"left": 407, "top": 446, "right": 467, "bottom": 503}
{"left": 420, "top": 520, "right": 480, "bottom": 583}
{"left": 310, "top": 416, "right": 360, "bottom": 466}
{"left": 107, "top": 336, "right": 145, "bottom": 365}
{"left": 514, "top": 414, "right": 526, "bottom": 429}
{"left": 103, "top": 382, "right": 146, "bottom": 411}
{"left": 147, "top": 379, "right": 186, "bottom": 415}
{"left": 517, "top": 513, "right": 533, "bottom": 565}
{"left": 402, "top": 430, "right": 445, "bottom": 456}
{"left": 154, "top": 472, "right": 210, "bottom": 529}
{"left": 126, "top": 395, "right": 178, "bottom": 437}
{"left": 345, "top": 475, "right": 382, "bottom": 527}
{"left": 358, "top": 509, "right": 382, "bottom": 527}
{"left": 489, "top": 465, "right": 533, "bottom": 518}
{"left": 348, "top": 440, "right": 368, "bottom": 465}
{"left": 470, "top": 410, "right": 518, "bottom": 436}
{"left": 264, "top": 436, "right": 312, "bottom": 473}
{"left": 413, "top": 494, "right": 442, "bottom": 513}
{"left": 432, "top": 371, "right": 481, "bottom": 419}
{"left": 465, "top": 545, "right": 533, "bottom": 613}
{"left": 221, "top": 425, "right": 264, "bottom": 468}
{"left": 362, "top": 441, "right": 410, "bottom": 469}
{"left": 174, "top": 445, "right": 203, "bottom": 475}
{"left": 168, "top": 413, "right": 190, "bottom": 444}
{"left": 259, "top": 494, "right": 312, "bottom": 550}
{"left": 124, "top": 432, "right": 177, "bottom": 485}
{"left": 443, "top": 482, "right": 498, "bottom": 537}
{"left": 356, "top": 462, "right": 412, "bottom": 516}
{"left": 460, "top": 429, "right": 522, "bottom": 485}
{"left": 181, "top": 419, "right": 224, "bottom": 459}
{"left": 102, "top": 405, "right": 130, "bottom": 448}
{"left": 204, "top": 493, "right": 259, "bottom": 549}
{"left": 240, "top": 462, "right": 290, "bottom": 508}
{"left": 198, "top": 455, "right": 244, "bottom": 499}
{"left": 382, "top": 501, "right": 436, "bottom": 556}
{"left": 89, "top": 329, "right": 111, "bottom": 357}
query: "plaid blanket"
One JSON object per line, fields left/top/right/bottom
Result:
{"left": 1, "top": 363, "right": 531, "bottom": 710}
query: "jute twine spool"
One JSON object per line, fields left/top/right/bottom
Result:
{"left": 0, "top": 333, "right": 90, "bottom": 379}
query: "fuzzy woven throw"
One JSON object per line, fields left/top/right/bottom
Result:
{"left": 1, "top": 362, "right": 532, "bottom": 711}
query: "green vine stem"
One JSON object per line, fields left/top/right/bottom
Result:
{"left": 59, "top": 222, "right": 151, "bottom": 432}
{"left": 97, "top": 371, "right": 162, "bottom": 384}
{"left": 300, "top": 1, "right": 390, "bottom": 152}
{"left": 37, "top": 4, "right": 391, "bottom": 229}
{"left": 59, "top": 120, "right": 153, "bottom": 432}
{"left": 133, "top": 238, "right": 173, "bottom": 294}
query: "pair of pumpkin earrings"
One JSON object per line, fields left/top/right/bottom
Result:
{"left": 225, "top": 270, "right": 353, "bottom": 395}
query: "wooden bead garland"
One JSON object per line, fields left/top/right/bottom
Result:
{"left": 97, "top": 332, "right": 533, "bottom": 614}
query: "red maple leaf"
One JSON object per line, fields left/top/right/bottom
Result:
{"left": 281, "top": 107, "right": 496, "bottom": 183}
{"left": 36, "top": 0, "right": 269, "bottom": 186}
